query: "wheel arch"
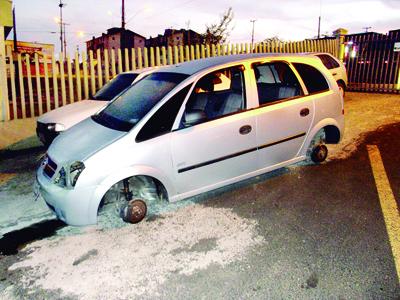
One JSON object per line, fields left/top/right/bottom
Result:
{"left": 299, "top": 118, "right": 343, "bottom": 156}
{"left": 336, "top": 79, "right": 346, "bottom": 89}
{"left": 86, "top": 165, "right": 177, "bottom": 224}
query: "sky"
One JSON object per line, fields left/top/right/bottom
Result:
{"left": 10, "top": 0, "right": 400, "bottom": 54}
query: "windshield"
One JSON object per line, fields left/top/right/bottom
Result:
{"left": 92, "top": 72, "right": 189, "bottom": 131}
{"left": 92, "top": 73, "right": 138, "bottom": 101}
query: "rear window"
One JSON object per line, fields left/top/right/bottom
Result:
{"left": 293, "top": 63, "right": 329, "bottom": 94}
{"left": 92, "top": 73, "right": 138, "bottom": 101}
{"left": 316, "top": 54, "right": 340, "bottom": 69}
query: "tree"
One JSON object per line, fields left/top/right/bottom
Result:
{"left": 263, "top": 36, "right": 284, "bottom": 43}
{"left": 203, "top": 7, "right": 234, "bottom": 44}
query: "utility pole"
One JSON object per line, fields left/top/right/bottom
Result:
{"left": 317, "top": 0, "right": 322, "bottom": 38}
{"left": 250, "top": 19, "right": 256, "bottom": 50}
{"left": 63, "top": 23, "right": 67, "bottom": 54}
{"left": 12, "top": 7, "right": 20, "bottom": 96}
{"left": 12, "top": 7, "right": 18, "bottom": 53}
{"left": 122, "top": 0, "right": 125, "bottom": 29}
{"left": 59, "top": 0, "right": 66, "bottom": 53}
{"left": 317, "top": 16, "right": 321, "bottom": 38}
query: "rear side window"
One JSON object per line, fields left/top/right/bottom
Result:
{"left": 293, "top": 63, "right": 329, "bottom": 94}
{"left": 254, "top": 62, "right": 303, "bottom": 106}
{"left": 316, "top": 54, "right": 340, "bottom": 69}
{"left": 136, "top": 85, "right": 192, "bottom": 142}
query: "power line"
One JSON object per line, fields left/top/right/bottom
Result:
{"left": 141, "top": 0, "right": 199, "bottom": 20}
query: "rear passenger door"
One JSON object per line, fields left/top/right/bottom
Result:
{"left": 252, "top": 61, "right": 314, "bottom": 168}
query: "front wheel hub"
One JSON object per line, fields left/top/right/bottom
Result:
{"left": 121, "top": 199, "right": 147, "bottom": 223}
{"left": 311, "top": 144, "right": 328, "bottom": 163}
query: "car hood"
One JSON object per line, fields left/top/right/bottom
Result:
{"left": 37, "top": 100, "right": 107, "bottom": 129}
{"left": 48, "top": 117, "right": 127, "bottom": 164}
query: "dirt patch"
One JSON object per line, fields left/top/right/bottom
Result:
{"left": 328, "top": 92, "right": 400, "bottom": 160}
{"left": 8, "top": 205, "right": 264, "bottom": 299}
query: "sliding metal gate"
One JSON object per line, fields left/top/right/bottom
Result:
{"left": 344, "top": 31, "right": 400, "bottom": 93}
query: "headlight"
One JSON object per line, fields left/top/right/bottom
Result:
{"left": 47, "top": 123, "right": 65, "bottom": 132}
{"left": 39, "top": 153, "right": 48, "bottom": 167}
{"left": 69, "top": 161, "right": 85, "bottom": 187}
{"left": 54, "top": 167, "right": 67, "bottom": 187}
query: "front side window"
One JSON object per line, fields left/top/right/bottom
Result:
{"left": 92, "top": 72, "right": 189, "bottom": 132}
{"left": 293, "top": 63, "right": 329, "bottom": 94}
{"left": 254, "top": 62, "right": 302, "bottom": 106}
{"left": 136, "top": 85, "right": 192, "bottom": 142}
{"left": 92, "top": 73, "right": 138, "bottom": 101}
{"left": 182, "top": 66, "right": 246, "bottom": 127}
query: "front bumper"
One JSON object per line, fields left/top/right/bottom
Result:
{"left": 36, "top": 167, "right": 99, "bottom": 226}
{"left": 36, "top": 122, "right": 60, "bottom": 146}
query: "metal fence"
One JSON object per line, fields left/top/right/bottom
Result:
{"left": 344, "top": 31, "right": 400, "bottom": 93}
{"left": 1, "top": 38, "right": 339, "bottom": 121}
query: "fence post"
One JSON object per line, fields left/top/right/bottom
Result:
{"left": 96, "top": 49, "right": 103, "bottom": 89}
{"left": 34, "top": 53, "right": 43, "bottom": 115}
{"left": 185, "top": 45, "right": 190, "bottom": 62}
{"left": 74, "top": 51, "right": 82, "bottom": 101}
{"left": 190, "top": 45, "right": 195, "bottom": 60}
{"left": 104, "top": 49, "right": 110, "bottom": 82}
{"left": 174, "top": 46, "right": 179, "bottom": 64}
{"left": 338, "top": 36, "right": 345, "bottom": 61}
{"left": 51, "top": 52, "right": 60, "bottom": 108}
{"left": 143, "top": 47, "right": 149, "bottom": 68}
{"left": 179, "top": 45, "right": 184, "bottom": 62}
{"left": 397, "top": 68, "right": 400, "bottom": 90}
{"left": 6, "top": 46, "right": 17, "bottom": 119}
{"left": 131, "top": 48, "right": 137, "bottom": 70}
{"left": 124, "top": 48, "right": 130, "bottom": 71}
{"left": 156, "top": 47, "right": 161, "bottom": 66}
{"left": 0, "top": 26, "right": 9, "bottom": 121}
{"left": 89, "top": 50, "right": 96, "bottom": 97}
{"left": 150, "top": 47, "right": 155, "bottom": 67}
{"left": 137, "top": 47, "right": 143, "bottom": 69}
{"left": 161, "top": 47, "right": 166, "bottom": 65}
{"left": 25, "top": 54, "right": 34, "bottom": 116}
{"left": 167, "top": 46, "right": 173, "bottom": 65}
{"left": 67, "top": 54, "right": 75, "bottom": 104}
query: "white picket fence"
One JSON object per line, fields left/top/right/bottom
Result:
{"left": 0, "top": 38, "right": 340, "bottom": 121}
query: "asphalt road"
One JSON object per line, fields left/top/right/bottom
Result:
{"left": 0, "top": 122, "right": 399, "bottom": 299}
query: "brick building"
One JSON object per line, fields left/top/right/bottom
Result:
{"left": 86, "top": 27, "right": 146, "bottom": 54}
{"left": 146, "top": 28, "right": 203, "bottom": 48}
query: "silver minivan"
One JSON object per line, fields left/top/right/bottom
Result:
{"left": 36, "top": 53, "right": 344, "bottom": 226}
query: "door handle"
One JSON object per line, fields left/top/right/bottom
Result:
{"left": 332, "top": 72, "right": 337, "bottom": 76}
{"left": 239, "top": 125, "right": 252, "bottom": 135}
{"left": 300, "top": 108, "right": 310, "bottom": 117}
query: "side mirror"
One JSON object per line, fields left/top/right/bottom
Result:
{"left": 183, "top": 110, "right": 207, "bottom": 127}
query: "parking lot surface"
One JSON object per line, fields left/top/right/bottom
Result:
{"left": 0, "top": 92, "right": 399, "bottom": 299}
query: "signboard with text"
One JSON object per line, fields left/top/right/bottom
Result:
{"left": 394, "top": 42, "right": 400, "bottom": 52}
